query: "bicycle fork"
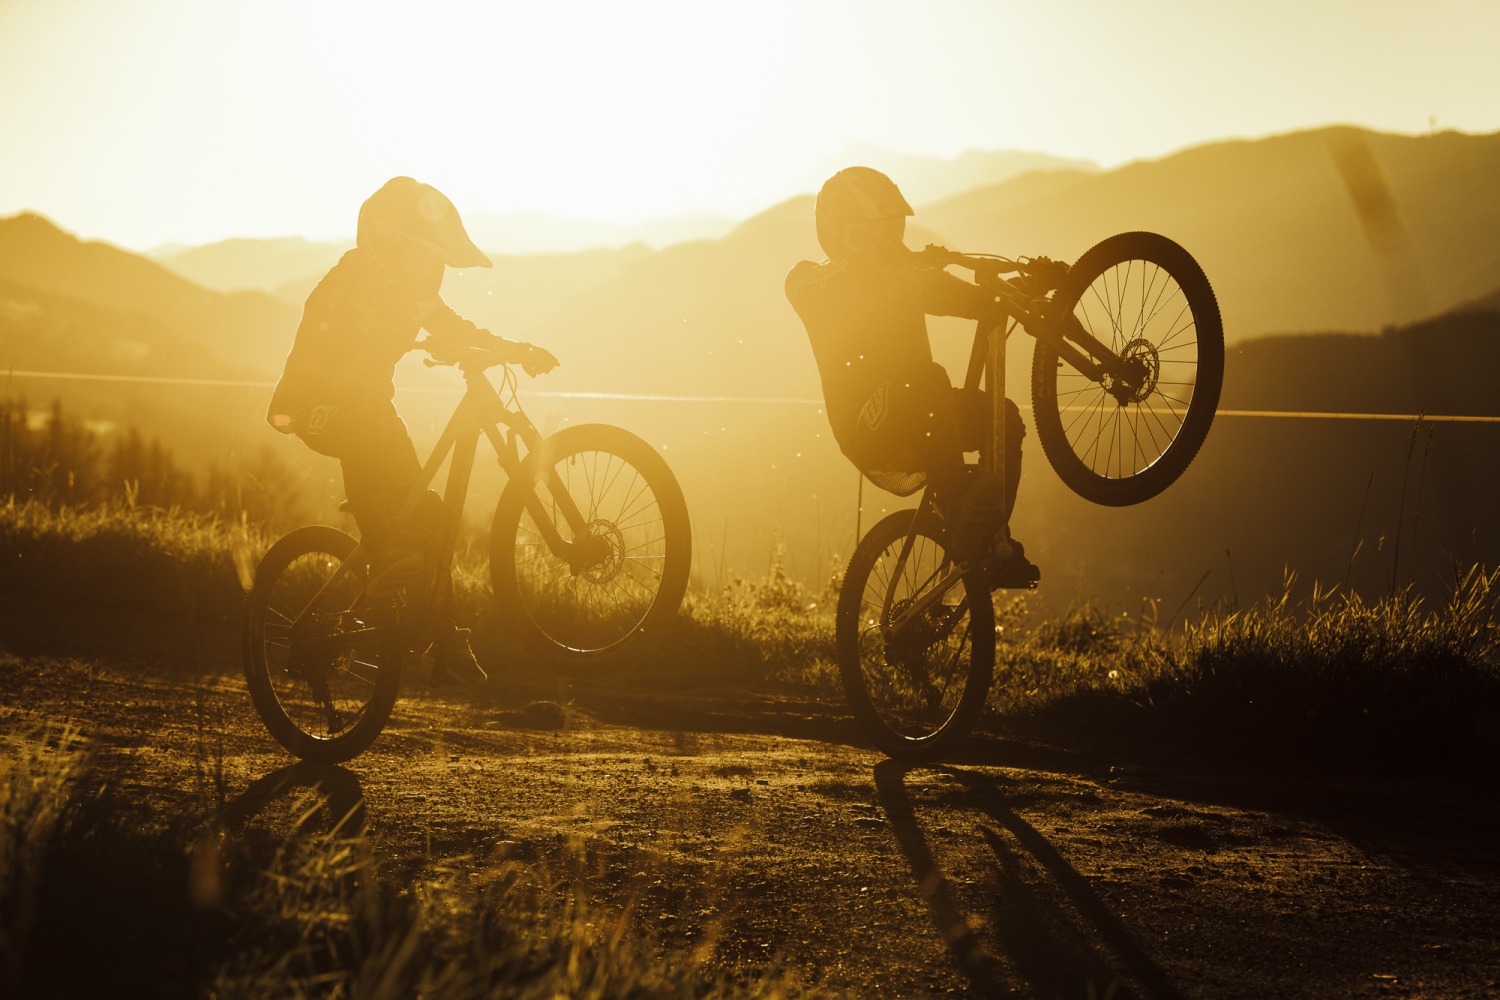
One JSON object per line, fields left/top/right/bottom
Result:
{"left": 878, "top": 492, "right": 968, "bottom": 641}
{"left": 482, "top": 423, "right": 601, "bottom": 576}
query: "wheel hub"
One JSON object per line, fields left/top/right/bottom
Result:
{"left": 1103, "top": 337, "right": 1160, "bottom": 406}
{"left": 576, "top": 519, "right": 625, "bottom": 584}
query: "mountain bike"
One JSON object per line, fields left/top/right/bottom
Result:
{"left": 243, "top": 342, "right": 692, "bottom": 763}
{"left": 837, "top": 232, "right": 1223, "bottom": 760}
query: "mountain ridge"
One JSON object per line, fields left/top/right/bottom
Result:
{"left": 0, "top": 212, "right": 298, "bottom": 378}
{"left": 922, "top": 125, "right": 1500, "bottom": 341}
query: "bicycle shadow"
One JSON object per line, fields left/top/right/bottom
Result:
{"left": 873, "top": 759, "right": 1187, "bottom": 1000}
{"left": 223, "top": 760, "right": 368, "bottom": 839}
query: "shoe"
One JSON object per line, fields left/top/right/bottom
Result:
{"left": 989, "top": 536, "right": 1041, "bottom": 590}
{"left": 424, "top": 625, "right": 487, "bottom": 685}
{"left": 940, "top": 471, "right": 1007, "bottom": 562}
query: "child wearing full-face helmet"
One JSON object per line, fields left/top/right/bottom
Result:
{"left": 785, "top": 166, "right": 1037, "bottom": 585}
{"left": 267, "top": 176, "right": 557, "bottom": 683}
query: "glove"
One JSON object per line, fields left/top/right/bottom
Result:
{"left": 518, "top": 343, "right": 559, "bottom": 376}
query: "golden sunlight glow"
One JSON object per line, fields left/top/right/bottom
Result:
{"left": 0, "top": 0, "right": 1497, "bottom": 248}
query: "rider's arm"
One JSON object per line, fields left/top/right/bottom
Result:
{"left": 916, "top": 266, "right": 1003, "bottom": 323}
{"left": 415, "top": 298, "right": 559, "bottom": 374}
{"left": 413, "top": 297, "right": 498, "bottom": 349}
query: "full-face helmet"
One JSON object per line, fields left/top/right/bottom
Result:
{"left": 356, "top": 176, "right": 492, "bottom": 269}
{"left": 814, "top": 166, "right": 913, "bottom": 259}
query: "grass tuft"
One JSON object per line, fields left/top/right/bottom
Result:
{"left": 2, "top": 731, "right": 822, "bottom": 998}
{"left": 1, "top": 723, "right": 87, "bottom": 988}
{"left": 992, "top": 568, "right": 1500, "bottom": 765}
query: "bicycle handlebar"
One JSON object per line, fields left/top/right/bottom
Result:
{"left": 918, "top": 244, "right": 1023, "bottom": 275}
{"left": 418, "top": 338, "right": 552, "bottom": 376}
{"left": 920, "top": 244, "right": 1071, "bottom": 298}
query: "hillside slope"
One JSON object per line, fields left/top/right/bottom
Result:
{"left": 0, "top": 213, "right": 298, "bottom": 377}
{"left": 922, "top": 126, "right": 1500, "bottom": 342}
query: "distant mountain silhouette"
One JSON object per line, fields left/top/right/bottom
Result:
{"left": 1134, "top": 301, "right": 1500, "bottom": 609}
{"left": 0, "top": 276, "right": 242, "bottom": 380}
{"left": 149, "top": 223, "right": 718, "bottom": 298}
{"left": 145, "top": 145, "right": 1091, "bottom": 294}
{"left": 806, "top": 144, "right": 1098, "bottom": 206}
{"left": 4, "top": 126, "right": 1498, "bottom": 610}
{"left": 1222, "top": 309, "right": 1500, "bottom": 417}
{"left": 462, "top": 210, "right": 736, "bottom": 255}
{"left": 921, "top": 126, "right": 1500, "bottom": 342}
{"left": 282, "top": 245, "right": 656, "bottom": 346}
{"left": 0, "top": 213, "right": 298, "bottom": 377}
{"left": 438, "top": 126, "right": 1500, "bottom": 407}
{"left": 149, "top": 237, "right": 347, "bottom": 298}
{"left": 132, "top": 127, "right": 1500, "bottom": 379}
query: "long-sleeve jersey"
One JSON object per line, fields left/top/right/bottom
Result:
{"left": 784, "top": 239, "right": 995, "bottom": 444}
{"left": 266, "top": 247, "right": 494, "bottom": 428}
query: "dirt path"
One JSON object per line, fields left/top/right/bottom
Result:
{"left": 3, "top": 609, "right": 1499, "bottom": 998}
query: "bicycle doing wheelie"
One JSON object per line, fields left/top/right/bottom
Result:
{"left": 836, "top": 232, "right": 1224, "bottom": 761}
{"left": 244, "top": 341, "right": 692, "bottom": 763}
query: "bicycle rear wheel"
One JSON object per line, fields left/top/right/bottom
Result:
{"left": 490, "top": 423, "right": 691, "bottom": 667}
{"left": 1031, "top": 231, "right": 1224, "bottom": 506}
{"left": 835, "top": 508, "right": 995, "bottom": 761}
{"left": 243, "top": 525, "right": 402, "bottom": 763}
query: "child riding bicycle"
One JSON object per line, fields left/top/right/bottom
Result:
{"left": 785, "top": 166, "right": 1039, "bottom": 586}
{"left": 266, "top": 176, "right": 557, "bottom": 684}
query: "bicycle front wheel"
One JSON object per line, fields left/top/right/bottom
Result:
{"left": 490, "top": 423, "right": 691, "bottom": 666}
{"left": 835, "top": 508, "right": 995, "bottom": 761}
{"left": 1031, "top": 231, "right": 1224, "bottom": 506}
{"left": 243, "top": 525, "right": 402, "bottom": 763}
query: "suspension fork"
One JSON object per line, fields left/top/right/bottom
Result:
{"left": 879, "top": 493, "right": 967, "bottom": 638}
{"left": 482, "top": 422, "right": 595, "bottom": 569}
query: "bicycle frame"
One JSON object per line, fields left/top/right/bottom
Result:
{"left": 399, "top": 357, "right": 594, "bottom": 580}
{"left": 949, "top": 251, "right": 1137, "bottom": 388}
{"left": 289, "top": 354, "right": 595, "bottom": 650}
{"left": 877, "top": 250, "right": 1123, "bottom": 639}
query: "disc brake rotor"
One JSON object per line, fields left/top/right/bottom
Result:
{"left": 577, "top": 519, "right": 625, "bottom": 584}
{"left": 1102, "top": 337, "right": 1161, "bottom": 405}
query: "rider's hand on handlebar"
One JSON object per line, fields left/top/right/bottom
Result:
{"left": 516, "top": 342, "right": 558, "bottom": 377}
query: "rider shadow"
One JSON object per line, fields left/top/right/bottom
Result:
{"left": 223, "top": 761, "right": 368, "bottom": 840}
{"left": 873, "top": 760, "right": 1187, "bottom": 1000}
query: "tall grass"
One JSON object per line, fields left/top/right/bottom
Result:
{"left": 673, "top": 545, "right": 839, "bottom": 689}
{"left": 1158, "top": 567, "right": 1500, "bottom": 763}
{"left": 4, "top": 498, "right": 1497, "bottom": 765}
{"left": 994, "top": 568, "right": 1500, "bottom": 765}
{"left": 0, "top": 723, "right": 86, "bottom": 988}
{"left": 215, "top": 816, "right": 811, "bottom": 998}
{"left": 0, "top": 496, "right": 258, "bottom": 621}
{"left": 1, "top": 728, "right": 820, "bottom": 998}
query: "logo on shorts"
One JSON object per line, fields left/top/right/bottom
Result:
{"left": 859, "top": 382, "right": 890, "bottom": 431}
{"left": 305, "top": 405, "right": 339, "bottom": 434}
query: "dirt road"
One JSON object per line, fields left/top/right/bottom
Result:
{"left": 3, "top": 607, "right": 1499, "bottom": 998}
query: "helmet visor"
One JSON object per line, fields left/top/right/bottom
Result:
{"left": 359, "top": 178, "right": 493, "bottom": 269}
{"left": 402, "top": 186, "right": 492, "bottom": 268}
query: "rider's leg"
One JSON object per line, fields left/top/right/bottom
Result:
{"left": 951, "top": 386, "right": 1024, "bottom": 521}
{"left": 903, "top": 365, "right": 1004, "bottom": 556}
{"left": 939, "top": 384, "right": 1037, "bottom": 584}
{"left": 329, "top": 402, "right": 424, "bottom": 558}
{"left": 1001, "top": 396, "right": 1024, "bottom": 525}
{"left": 420, "top": 562, "right": 485, "bottom": 685}
{"left": 994, "top": 397, "right": 1039, "bottom": 586}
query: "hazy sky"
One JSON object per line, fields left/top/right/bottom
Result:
{"left": 2, "top": 0, "right": 1496, "bottom": 250}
